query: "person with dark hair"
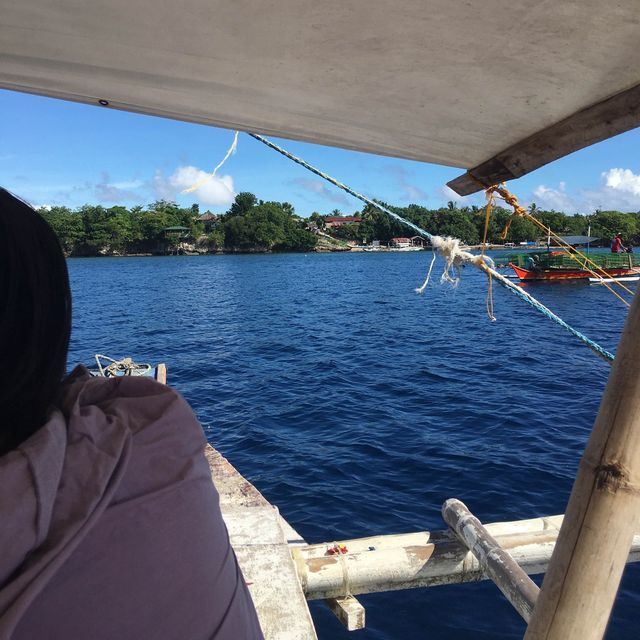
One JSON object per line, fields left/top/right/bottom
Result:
{"left": 0, "top": 189, "right": 263, "bottom": 639}
{"left": 0, "top": 189, "right": 72, "bottom": 456}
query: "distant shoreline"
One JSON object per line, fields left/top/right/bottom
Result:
{"left": 64, "top": 244, "right": 572, "bottom": 258}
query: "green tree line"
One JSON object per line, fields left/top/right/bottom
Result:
{"left": 39, "top": 193, "right": 318, "bottom": 255}
{"left": 321, "top": 201, "right": 640, "bottom": 247}
{"left": 39, "top": 192, "right": 640, "bottom": 255}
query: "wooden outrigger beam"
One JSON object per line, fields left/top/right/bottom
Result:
{"left": 448, "top": 83, "right": 640, "bottom": 196}
{"left": 294, "top": 514, "right": 640, "bottom": 603}
{"left": 442, "top": 499, "right": 539, "bottom": 622}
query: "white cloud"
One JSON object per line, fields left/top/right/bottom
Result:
{"left": 403, "top": 183, "right": 428, "bottom": 200}
{"left": 154, "top": 166, "right": 235, "bottom": 206}
{"left": 577, "top": 168, "right": 640, "bottom": 212}
{"left": 529, "top": 171, "right": 640, "bottom": 214}
{"left": 532, "top": 182, "right": 575, "bottom": 211}
{"left": 112, "top": 179, "right": 144, "bottom": 190}
{"left": 602, "top": 168, "right": 640, "bottom": 197}
{"left": 153, "top": 171, "right": 176, "bottom": 202}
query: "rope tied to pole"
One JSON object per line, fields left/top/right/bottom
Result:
{"left": 487, "top": 183, "right": 633, "bottom": 306}
{"left": 484, "top": 183, "right": 528, "bottom": 241}
{"left": 480, "top": 188, "right": 498, "bottom": 320}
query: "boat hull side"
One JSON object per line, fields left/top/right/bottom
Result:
{"left": 509, "top": 263, "right": 640, "bottom": 282}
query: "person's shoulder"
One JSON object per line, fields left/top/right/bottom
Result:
{"left": 61, "top": 365, "right": 205, "bottom": 445}
{"left": 59, "top": 367, "right": 213, "bottom": 516}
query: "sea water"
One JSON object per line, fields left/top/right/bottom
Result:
{"left": 67, "top": 252, "right": 639, "bottom": 639}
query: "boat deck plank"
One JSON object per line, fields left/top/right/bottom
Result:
{"left": 205, "top": 445, "right": 317, "bottom": 640}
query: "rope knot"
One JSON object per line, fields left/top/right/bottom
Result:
{"left": 415, "top": 236, "right": 496, "bottom": 294}
{"left": 503, "top": 193, "right": 525, "bottom": 214}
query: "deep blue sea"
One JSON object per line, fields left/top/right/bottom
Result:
{"left": 67, "top": 252, "right": 639, "bottom": 639}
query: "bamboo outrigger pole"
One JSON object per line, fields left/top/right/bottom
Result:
{"left": 442, "top": 499, "right": 539, "bottom": 622}
{"left": 524, "top": 289, "right": 640, "bottom": 639}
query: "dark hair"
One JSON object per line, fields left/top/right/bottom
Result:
{"left": 0, "top": 188, "right": 72, "bottom": 455}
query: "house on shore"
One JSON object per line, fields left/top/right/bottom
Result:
{"left": 324, "top": 216, "right": 362, "bottom": 229}
{"left": 199, "top": 212, "right": 218, "bottom": 232}
{"left": 390, "top": 236, "right": 425, "bottom": 248}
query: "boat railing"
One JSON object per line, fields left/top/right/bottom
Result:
{"left": 501, "top": 252, "right": 639, "bottom": 270}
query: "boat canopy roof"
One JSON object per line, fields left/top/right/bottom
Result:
{"left": 556, "top": 236, "right": 601, "bottom": 246}
{"left": 2, "top": 1, "right": 640, "bottom": 194}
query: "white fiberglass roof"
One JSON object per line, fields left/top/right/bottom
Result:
{"left": 2, "top": 1, "right": 640, "bottom": 193}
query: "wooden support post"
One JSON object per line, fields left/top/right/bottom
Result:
{"left": 325, "top": 596, "right": 365, "bottom": 631}
{"left": 525, "top": 290, "right": 640, "bottom": 640}
{"left": 155, "top": 363, "right": 167, "bottom": 384}
{"left": 442, "top": 499, "right": 539, "bottom": 622}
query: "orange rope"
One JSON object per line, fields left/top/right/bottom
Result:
{"left": 481, "top": 190, "right": 495, "bottom": 257}
{"left": 487, "top": 184, "right": 633, "bottom": 307}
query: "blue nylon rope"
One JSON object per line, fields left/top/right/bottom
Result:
{"left": 488, "top": 269, "right": 615, "bottom": 362}
{"left": 248, "top": 133, "right": 615, "bottom": 364}
{"left": 248, "top": 133, "right": 433, "bottom": 240}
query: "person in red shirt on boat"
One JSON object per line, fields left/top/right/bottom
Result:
{"left": 611, "top": 233, "right": 625, "bottom": 253}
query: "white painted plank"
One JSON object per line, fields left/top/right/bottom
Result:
{"left": 206, "top": 446, "right": 317, "bottom": 640}
{"left": 235, "top": 544, "right": 318, "bottom": 640}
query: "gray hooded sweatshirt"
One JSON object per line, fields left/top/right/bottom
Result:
{"left": 0, "top": 367, "right": 263, "bottom": 639}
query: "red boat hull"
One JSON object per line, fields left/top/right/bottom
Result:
{"left": 510, "top": 263, "right": 640, "bottom": 281}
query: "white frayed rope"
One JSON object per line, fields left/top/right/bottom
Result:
{"left": 182, "top": 131, "right": 239, "bottom": 194}
{"left": 415, "top": 236, "right": 495, "bottom": 294}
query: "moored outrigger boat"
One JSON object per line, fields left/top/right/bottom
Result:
{"left": 503, "top": 252, "right": 640, "bottom": 282}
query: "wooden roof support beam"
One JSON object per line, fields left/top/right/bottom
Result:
{"left": 524, "top": 289, "right": 640, "bottom": 640}
{"left": 448, "top": 83, "right": 640, "bottom": 196}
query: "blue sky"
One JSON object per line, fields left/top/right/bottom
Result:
{"left": 1, "top": 88, "right": 639, "bottom": 216}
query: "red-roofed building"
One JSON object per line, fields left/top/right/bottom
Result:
{"left": 324, "top": 216, "right": 362, "bottom": 229}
